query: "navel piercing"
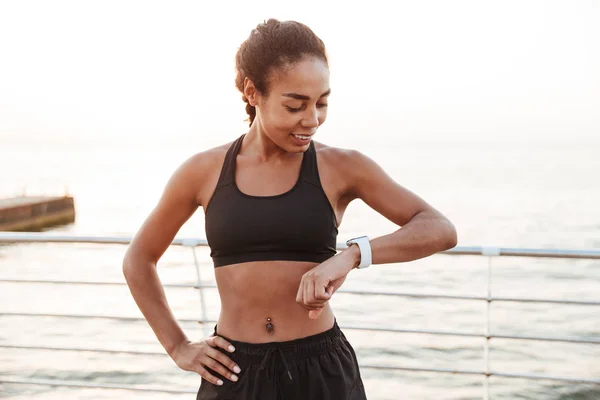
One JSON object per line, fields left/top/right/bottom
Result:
{"left": 266, "top": 317, "right": 274, "bottom": 334}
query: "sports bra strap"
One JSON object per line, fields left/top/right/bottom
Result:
{"left": 216, "top": 134, "right": 323, "bottom": 188}
{"left": 215, "top": 134, "right": 245, "bottom": 188}
{"left": 300, "top": 141, "right": 322, "bottom": 188}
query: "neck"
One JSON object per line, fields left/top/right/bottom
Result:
{"left": 243, "top": 120, "right": 292, "bottom": 161}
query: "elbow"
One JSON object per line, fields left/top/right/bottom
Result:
{"left": 441, "top": 220, "right": 458, "bottom": 250}
{"left": 122, "top": 247, "right": 140, "bottom": 280}
{"left": 122, "top": 253, "right": 134, "bottom": 280}
{"left": 420, "top": 209, "right": 457, "bottom": 251}
{"left": 122, "top": 247, "right": 156, "bottom": 281}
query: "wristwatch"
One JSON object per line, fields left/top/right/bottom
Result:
{"left": 346, "top": 236, "right": 372, "bottom": 269}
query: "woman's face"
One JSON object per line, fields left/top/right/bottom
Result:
{"left": 252, "top": 56, "right": 330, "bottom": 153}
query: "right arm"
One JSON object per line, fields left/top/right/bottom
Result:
{"left": 122, "top": 152, "right": 240, "bottom": 385}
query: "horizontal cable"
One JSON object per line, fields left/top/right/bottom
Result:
{"left": 444, "top": 246, "right": 600, "bottom": 259}
{"left": 491, "top": 333, "right": 600, "bottom": 345}
{"left": 342, "top": 324, "right": 482, "bottom": 338}
{"left": 489, "top": 371, "right": 600, "bottom": 384}
{"left": 9, "top": 344, "right": 598, "bottom": 385}
{"left": 339, "top": 288, "right": 600, "bottom": 306}
{"left": 2, "top": 368, "right": 598, "bottom": 394}
{"left": 1, "top": 232, "right": 599, "bottom": 259}
{"left": 1, "top": 315, "right": 598, "bottom": 345}
{"left": 342, "top": 325, "right": 600, "bottom": 344}
{"left": 0, "top": 278, "right": 194, "bottom": 289}
{"left": 362, "top": 365, "right": 600, "bottom": 384}
{"left": 361, "top": 364, "right": 482, "bottom": 374}
{"left": 0, "top": 312, "right": 169, "bottom": 322}
{"left": 2, "top": 344, "right": 166, "bottom": 356}
{"left": 489, "top": 296, "right": 600, "bottom": 306}
{"left": 0, "top": 378, "right": 196, "bottom": 394}
{"left": 2, "top": 279, "right": 599, "bottom": 307}
{"left": 0, "top": 232, "right": 207, "bottom": 247}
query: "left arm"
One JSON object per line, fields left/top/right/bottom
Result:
{"left": 297, "top": 149, "right": 457, "bottom": 316}
{"left": 346, "top": 149, "right": 457, "bottom": 265}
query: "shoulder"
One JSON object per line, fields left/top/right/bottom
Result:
{"left": 186, "top": 141, "right": 232, "bottom": 168}
{"left": 314, "top": 141, "right": 395, "bottom": 201}
{"left": 313, "top": 141, "right": 378, "bottom": 179}
{"left": 176, "top": 141, "right": 233, "bottom": 179}
{"left": 161, "top": 140, "right": 235, "bottom": 205}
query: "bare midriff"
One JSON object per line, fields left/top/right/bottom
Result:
{"left": 214, "top": 260, "right": 335, "bottom": 343}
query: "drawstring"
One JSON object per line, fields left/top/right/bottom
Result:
{"left": 259, "top": 348, "right": 274, "bottom": 374}
{"left": 280, "top": 350, "right": 293, "bottom": 381}
{"left": 259, "top": 347, "right": 293, "bottom": 381}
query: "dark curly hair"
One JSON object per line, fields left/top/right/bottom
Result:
{"left": 235, "top": 19, "right": 329, "bottom": 126}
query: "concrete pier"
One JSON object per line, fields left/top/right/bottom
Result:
{"left": 0, "top": 196, "right": 75, "bottom": 231}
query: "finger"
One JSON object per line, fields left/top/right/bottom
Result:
{"left": 195, "top": 364, "right": 224, "bottom": 386}
{"left": 309, "top": 308, "right": 324, "bottom": 320}
{"left": 304, "top": 280, "right": 330, "bottom": 308}
{"left": 304, "top": 276, "right": 315, "bottom": 307}
{"left": 303, "top": 295, "right": 329, "bottom": 308}
{"left": 203, "top": 349, "right": 240, "bottom": 382}
{"left": 326, "top": 285, "right": 334, "bottom": 297}
{"left": 207, "top": 338, "right": 242, "bottom": 375}
{"left": 296, "top": 276, "right": 305, "bottom": 304}
{"left": 304, "top": 281, "right": 330, "bottom": 308}
{"left": 209, "top": 336, "right": 236, "bottom": 353}
{"left": 315, "top": 281, "right": 331, "bottom": 301}
{"left": 303, "top": 301, "right": 327, "bottom": 310}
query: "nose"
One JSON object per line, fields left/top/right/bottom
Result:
{"left": 300, "top": 107, "right": 319, "bottom": 129}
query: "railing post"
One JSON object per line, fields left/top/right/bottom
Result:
{"left": 484, "top": 257, "right": 491, "bottom": 400}
{"left": 184, "top": 240, "right": 210, "bottom": 338}
{"left": 481, "top": 247, "right": 499, "bottom": 400}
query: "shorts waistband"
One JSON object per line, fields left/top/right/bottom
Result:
{"left": 213, "top": 320, "right": 344, "bottom": 362}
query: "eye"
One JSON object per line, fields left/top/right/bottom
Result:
{"left": 285, "top": 104, "right": 328, "bottom": 112}
{"left": 285, "top": 105, "right": 304, "bottom": 112}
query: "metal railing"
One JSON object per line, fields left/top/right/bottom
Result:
{"left": 0, "top": 232, "right": 599, "bottom": 398}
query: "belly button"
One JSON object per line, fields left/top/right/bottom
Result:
{"left": 266, "top": 317, "right": 274, "bottom": 334}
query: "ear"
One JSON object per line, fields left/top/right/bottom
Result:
{"left": 243, "top": 77, "right": 258, "bottom": 106}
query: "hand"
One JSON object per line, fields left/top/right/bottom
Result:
{"left": 171, "top": 336, "right": 242, "bottom": 386}
{"left": 296, "top": 247, "right": 358, "bottom": 319}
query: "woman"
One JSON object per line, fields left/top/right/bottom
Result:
{"left": 123, "top": 19, "right": 457, "bottom": 400}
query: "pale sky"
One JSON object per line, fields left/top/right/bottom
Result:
{"left": 0, "top": 0, "right": 598, "bottom": 146}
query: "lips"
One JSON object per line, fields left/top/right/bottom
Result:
{"left": 292, "top": 133, "right": 312, "bottom": 140}
{"left": 290, "top": 133, "right": 313, "bottom": 145}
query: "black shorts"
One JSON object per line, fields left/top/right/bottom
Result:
{"left": 197, "top": 321, "right": 367, "bottom": 399}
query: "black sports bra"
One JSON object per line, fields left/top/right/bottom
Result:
{"left": 204, "top": 134, "right": 338, "bottom": 267}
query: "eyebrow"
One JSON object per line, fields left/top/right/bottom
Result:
{"left": 282, "top": 89, "right": 331, "bottom": 100}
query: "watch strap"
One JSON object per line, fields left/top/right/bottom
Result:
{"left": 346, "top": 236, "right": 372, "bottom": 269}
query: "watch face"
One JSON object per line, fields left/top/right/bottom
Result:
{"left": 348, "top": 236, "right": 365, "bottom": 243}
{"left": 346, "top": 236, "right": 368, "bottom": 249}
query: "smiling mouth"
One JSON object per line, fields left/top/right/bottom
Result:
{"left": 292, "top": 133, "right": 312, "bottom": 140}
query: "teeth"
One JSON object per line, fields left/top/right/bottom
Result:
{"left": 294, "top": 134, "right": 310, "bottom": 140}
